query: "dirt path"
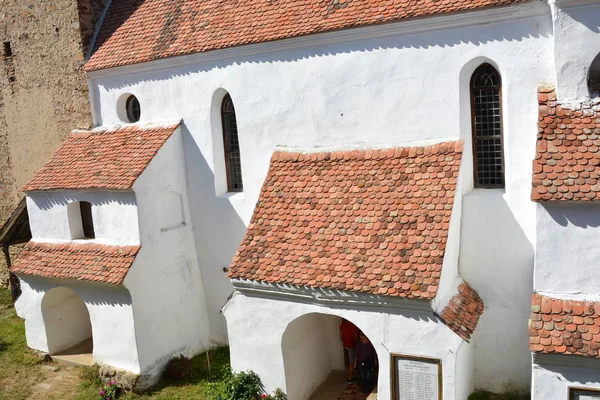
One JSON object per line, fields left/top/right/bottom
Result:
{"left": 27, "top": 365, "right": 82, "bottom": 400}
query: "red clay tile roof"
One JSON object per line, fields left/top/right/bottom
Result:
{"left": 440, "top": 282, "right": 484, "bottom": 341}
{"left": 228, "top": 141, "right": 463, "bottom": 298}
{"left": 86, "top": 0, "right": 528, "bottom": 72}
{"left": 10, "top": 241, "right": 140, "bottom": 285}
{"left": 532, "top": 86, "right": 600, "bottom": 201}
{"left": 529, "top": 294, "right": 600, "bottom": 358}
{"left": 23, "top": 123, "right": 179, "bottom": 192}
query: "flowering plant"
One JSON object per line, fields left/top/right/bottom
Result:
{"left": 98, "top": 381, "right": 119, "bottom": 400}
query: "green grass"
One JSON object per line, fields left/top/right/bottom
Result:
{"left": 0, "top": 289, "right": 44, "bottom": 400}
{"left": 0, "top": 287, "right": 231, "bottom": 400}
{"left": 469, "top": 385, "right": 530, "bottom": 400}
{"left": 78, "top": 348, "right": 231, "bottom": 399}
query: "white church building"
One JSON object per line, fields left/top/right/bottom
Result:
{"left": 8, "top": 0, "right": 600, "bottom": 398}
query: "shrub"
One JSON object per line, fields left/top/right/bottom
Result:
{"left": 208, "top": 368, "right": 284, "bottom": 400}
{"left": 165, "top": 355, "right": 193, "bottom": 380}
{"left": 98, "top": 381, "right": 119, "bottom": 400}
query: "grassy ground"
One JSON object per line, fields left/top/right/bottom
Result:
{"left": 0, "top": 288, "right": 229, "bottom": 400}
{"left": 1, "top": 287, "right": 528, "bottom": 400}
{"left": 0, "top": 289, "right": 44, "bottom": 400}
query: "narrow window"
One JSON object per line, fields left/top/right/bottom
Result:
{"left": 125, "top": 95, "right": 141, "bottom": 123}
{"left": 589, "top": 53, "right": 600, "bottom": 96}
{"left": 80, "top": 202, "right": 95, "bottom": 239}
{"left": 221, "top": 94, "right": 243, "bottom": 192}
{"left": 3, "top": 42, "right": 12, "bottom": 57}
{"left": 470, "top": 63, "right": 505, "bottom": 188}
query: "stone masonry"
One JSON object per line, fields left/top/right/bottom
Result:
{"left": 0, "top": 0, "right": 107, "bottom": 287}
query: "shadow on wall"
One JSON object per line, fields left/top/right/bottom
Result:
{"left": 181, "top": 125, "right": 247, "bottom": 343}
{"left": 97, "top": 14, "right": 552, "bottom": 91}
{"left": 28, "top": 193, "right": 135, "bottom": 211}
{"left": 544, "top": 202, "right": 600, "bottom": 228}
{"left": 561, "top": 5, "right": 600, "bottom": 33}
{"left": 459, "top": 190, "right": 534, "bottom": 391}
{"left": 27, "top": 279, "right": 133, "bottom": 308}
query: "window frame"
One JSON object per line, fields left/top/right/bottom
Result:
{"left": 470, "top": 63, "right": 505, "bottom": 189}
{"left": 221, "top": 93, "right": 243, "bottom": 193}
{"left": 125, "top": 95, "right": 141, "bottom": 123}
{"left": 80, "top": 201, "right": 95, "bottom": 239}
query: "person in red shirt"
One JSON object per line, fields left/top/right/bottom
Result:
{"left": 339, "top": 318, "right": 359, "bottom": 384}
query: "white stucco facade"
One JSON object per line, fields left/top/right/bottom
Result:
{"left": 15, "top": 125, "right": 212, "bottom": 385}
{"left": 530, "top": 1, "right": 600, "bottom": 398}
{"left": 85, "top": 3, "right": 556, "bottom": 392}
{"left": 16, "top": 277, "right": 140, "bottom": 372}
{"left": 10, "top": 0, "right": 600, "bottom": 396}
{"left": 223, "top": 286, "right": 471, "bottom": 400}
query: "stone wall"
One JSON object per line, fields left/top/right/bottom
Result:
{"left": 0, "top": 0, "right": 107, "bottom": 287}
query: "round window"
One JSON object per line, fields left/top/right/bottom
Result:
{"left": 125, "top": 95, "right": 141, "bottom": 123}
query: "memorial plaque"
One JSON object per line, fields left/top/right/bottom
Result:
{"left": 391, "top": 354, "right": 442, "bottom": 400}
{"left": 570, "top": 387, "right": 600, "bottom": 400}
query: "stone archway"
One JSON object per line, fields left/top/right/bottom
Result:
{"left": 281, "top": 313, "right": 378, "bottom": 400}
{"left": 41, "top": 287, "right": 93, "bottom": 356}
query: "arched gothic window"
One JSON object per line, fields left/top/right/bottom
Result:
{"left": 470, "top": 63, "right": 505, "bottom": 188}
{"left": 221, "top": 94, "right": 243, "bottom": 192}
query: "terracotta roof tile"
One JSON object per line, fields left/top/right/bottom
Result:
{"left": 23, "top": 123, "right": 179, "bottom": 192}
{"left": 10, "top": 241, "right": 140, "bottom": 285}
{"left": 86, "top": 0, "right": 528, "bottom": 72}
{"left": 532, "top": 86, "right": 600, "bottom": 201}
{"left": 228, "top": 141, "right": 463, "bottom": 299}
{"left": 529, "top": 294, "right": 600, "bottom": 358}
{"left": 440, "top": 282, "right": 484, "bottom": 341}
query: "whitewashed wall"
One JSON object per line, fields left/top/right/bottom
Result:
{"left": 223, "top": 291, "right": 466, "bottom": 400}
{"left": 88, "top": 2, "right": 555, "bottom": 390}
{"left": 533, "top": 355, "right": 600, "bottom": 399}
{"left": 26, "top": 191, "right": 139, "bottom": 245}
{"left": 41, "top": 286, "right": 92, "bottom": 354}
{"left": 15, "top": 277, "right": 140, "bottom": 373}
{"left": 535, "top": 203, "right": 600, "bottom": 298}
{"left": 282, "top": 313, "right": 345, "bottom": 400}
{"left": 126, "top": 126, "right": 211, "bottom": 380}
{"left": 551, "top": 2, "right": 600, "bottom": 101}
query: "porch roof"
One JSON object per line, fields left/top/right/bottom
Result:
{"left": 10, "top": 242, "right": 140, "bottom": 285}
{"left": 228, "top": 140, "right": 463, "bottom": 299}
{"left": 23, "top": 123, "right": 179, "bottom": 192}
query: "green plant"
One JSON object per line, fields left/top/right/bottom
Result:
{"left": 468, "top": 390, "right": 491, "bottom": 400}
{"left": 165, "top": 355, "right": 193, "bottom": 380}
{"left": 208, "top": 368, "right": 262, "bottom": 400}
{"left": 259, "top": 388, "right": 286, "bottom": 400}
{"left": 98, "top": 381, "right": 119, "bottom": 400}
{"left": 79, "top": 364, "right": 103, "bottom": 388}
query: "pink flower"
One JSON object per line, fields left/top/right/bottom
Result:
{"left": 99, "top": 390, "right": 105, "bottom": 395}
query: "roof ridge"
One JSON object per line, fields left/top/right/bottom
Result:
{"left": 272, "top": 140, "right": 464, "bottom": 162}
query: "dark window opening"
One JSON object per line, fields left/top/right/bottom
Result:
{"left": 221, "top": 94, "right": 243, "bottom": 192}
{"left": 80, "top": 202, "right": 95, "bottom": 239}
{"left": 126, "top": 95, "right": 141, "bottom": 123}
{"left": 3, "top": 42, "right": 12, "bottom": 57}
{"left": 589, "top": 53, "right": 600, "bottom": 96}
{"left": 470, "top": 63, "right": 505, "bottom": 188}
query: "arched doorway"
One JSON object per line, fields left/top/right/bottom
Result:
{"left": 41, "top": 287, "right": 93, "bottom": 356}
{"left": 281, "top": 313, "right": 378, "bottom": 400}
